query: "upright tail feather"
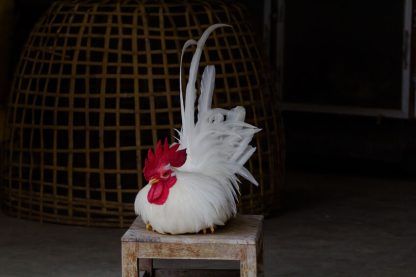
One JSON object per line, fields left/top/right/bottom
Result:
{"left": 198, "top": 65, "right": 216, "bottom": 118}
{"left": 179, "top": 39, "right": 197, "bottom": 125}
{"left": 179, "top": 24, "right": 231, "bottom": 142}
{"left": 177, "top": 23, "right": 260, "bottom": 188}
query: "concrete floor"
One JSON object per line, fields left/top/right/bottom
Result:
{"left": 1, "top": 171, "right": 416, "bottom": 276}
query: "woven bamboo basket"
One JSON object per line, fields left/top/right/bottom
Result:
{"left": 1, "top": 0, "right": 284, "bottom": 227}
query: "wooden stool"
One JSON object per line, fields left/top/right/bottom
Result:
{"left": 121, "top": 214, "right": 264, "bottom": 277}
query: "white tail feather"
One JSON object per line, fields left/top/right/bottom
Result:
{"left": 227, "top": 106, "right": 245, "bottom": 121}
{"left": 178, "top": 23, "right": 260, "bottom": 199}
{"left": 237, "top": 166, "right": 259, "bottom": 186}
{"left": 236, "top": 146, "right": 256, "bottom": 165}
{"left": 198, "top": 65, "right": 215, "bottom": 117}
{"left": 179, "top": 39, "right": 197, "bottom": 129}
{"left": 181, "top": 24, "right": 231, "bottom": 142}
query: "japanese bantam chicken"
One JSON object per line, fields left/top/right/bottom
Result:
{"left": 134, "top": 24, "right": 260, "bottom": 234}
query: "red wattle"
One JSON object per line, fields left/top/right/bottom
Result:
{"left": 147, "top": 176, "right": 177, "bottom": 205}
{"left": 166, "top": 176, "right": 177, "bottom": 189}
{"left": 147, "top": 183, "right": 169, "bottom": 205}
{"left": 149, "top": 182, "right": 163, "bottom": 200}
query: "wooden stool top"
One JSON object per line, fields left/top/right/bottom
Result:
{"left": 121, "top": 214, "right": 264, "bottom": 246}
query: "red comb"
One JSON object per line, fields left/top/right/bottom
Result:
{"left": 143, "top": 138, "right": 187, "bottom": 181}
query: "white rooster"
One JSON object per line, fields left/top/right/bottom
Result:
{"left": 134, "top": 24, "right": 260, "bottom": 234}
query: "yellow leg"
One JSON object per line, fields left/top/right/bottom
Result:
{"left": 202, "top": 228, "right": 207, "bottom": 235}
{"left": 210, "top": 226, "right": 215, "bottom": 234}
{"left": 146, "top": 223, "right": 152, "bottom": 231}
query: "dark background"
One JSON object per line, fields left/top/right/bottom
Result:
{"left": 3, "top": 0, "right": 416, "bottom": 179}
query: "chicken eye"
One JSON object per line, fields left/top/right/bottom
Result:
{"left": 160, "top": 172, "right": 170, "bottom": 179}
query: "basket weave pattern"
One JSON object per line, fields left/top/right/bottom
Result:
{"left": 1, "top": 0, "right": 284, "bottom": 227}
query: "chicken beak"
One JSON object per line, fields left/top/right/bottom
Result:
{"left": 149, "top": 178, "right": 159, "bottom": 185}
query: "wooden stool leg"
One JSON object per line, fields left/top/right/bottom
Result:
{"left": 138, "top": 258, "right": 153, "bottom": 276}
{"left": 258, "top": 237, "right": 264, "bottom": 275}
{"left": 258, "top": 247, "right": 264, "bottom": 275}
{"left": 240, "top": 245, "right": 257, "bottom": 277}
{"left": 122, "top": 242, "right": 138, "bottom": 277}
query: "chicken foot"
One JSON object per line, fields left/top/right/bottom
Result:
{"left": 146, "top": 223, "right": 153, "bottom": 231}
{"left": 199, "top": 226, "right": 215, "bottom": 235}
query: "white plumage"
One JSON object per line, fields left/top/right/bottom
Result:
{"left": 134, "top": 24, "right": 260, "bottom": 234}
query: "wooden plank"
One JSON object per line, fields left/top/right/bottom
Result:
{"left": 240, "top": 245, "right": 257, "bottom": 277}
{"left": 122, "top": 242, "right": 139, "bottom": 277}
{"left": 154, "top": 268, "right": 239, "bottom": 277}
{"left": 121, "top": 214, "right": 264, "bottom": 277}
{"left": 121, "top": 215, "right": 263, "bottom": 245}
{"left": 138, "top": 242, "right": 244, "bottom": 261}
